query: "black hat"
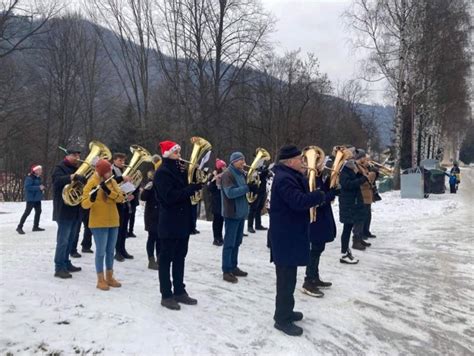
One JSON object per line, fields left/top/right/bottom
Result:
{"left": 66, "top": 147, "right": 82, "bottom": 154}
{"left": 278, "top": 145, "right": 302, "bottom": 160}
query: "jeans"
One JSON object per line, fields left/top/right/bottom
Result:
{"left": 341, "top": 222, "right": 364, "bottom": 253}
{"left": 222, "top": 218, "right": 245, "bottom": 273}
{"left": 91, "top": 227, "right": 119, "bottom": 273}
{"left": 146, "top": 231, "right": 161, "bottom": 258}
{"left": 54, "top": 219, "right": 81, "bottom": 272}
{"left": 18, "top": 201, "right": 42, "bottom": 228}
{"left": 363, "top": 204, "right": 372, "bottom": 236}
{"left": 159, "top": 238, "right": 189, "bottom": 298}
{"left": 212, "top": 213, "right": 224, "bottom": 240}
{"left": 305, "top": 242, "right": 326, "bottom": 281}
{"left": 274, "top": 265, "right": 297, "bottom": 324}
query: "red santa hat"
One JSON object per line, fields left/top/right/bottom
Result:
{"left": 31, "top": 165, "right": 42, "bottom": 173}
{"left": 159, "top": 141, "right": 181, "bottom": 158}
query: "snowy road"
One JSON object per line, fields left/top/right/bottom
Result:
{"left": 1, "top": 169, "right": 473, "bottom": 355}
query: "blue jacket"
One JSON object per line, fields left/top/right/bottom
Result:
{"left": 221, "top": 165, "right": 249, "bottom": 220}
{"left": 269, "top": 164, "right": 326, "bottom": 267}
{"left": 309, "top": 175, "right": 336, "bottom": 245}
{"left": 24, "top": 174, "right": 43, "bottom": 202}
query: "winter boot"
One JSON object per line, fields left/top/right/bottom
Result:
{"left": 315, "top": 276, "right": 332, "bottom": 288}
{"left": 67, "top": 264, "right": 82, "bottom": 273}
{"left": 16, "top": 226, "right": 25, "bottom": 235}
{"left": 232, "top": 267, "right": 248, "bottom": 277}
{"left": 274, "top": 322, "right": 303, "bottom": 336}
{"left": 97, "top": 273, "right": 110, "bottom": 291}
{"left": 255, "top": 225, "right": 268, "bottom": 231}
{"left": 248, "top": 227, "right": 256, "bottom": 233}
{"left": 148, "top": 256, "right": 159, "bottom": 270}
{"left": 352, "top": 238, "right": 366, "bottom": 251}
{"left": 174, "top": 293, "right": 198, "bottom": 305}
{"left": 360, "top": 239, "right": 371, "bottom": 247}
{"left": 301, "top": 280, "right": 324, "bottom": 298}
{"left": 291, "top": 311, "right": 304, "bottom": 322}
{"left": 127, "top": 231, "right": 137, "bottom": 238}
{"left": 106, "top": 270, "right": 122, "bottom": 288}
{"left": 213, "top": 238, "right": 223, "bottom": 246}
{"left": 340, "top": 249, "right": 359, "bottom": 264}
{"left": 223, "top": 272, "right": 238, "bottom": 283}
{"left": 70, "top": 251, "right": 82, "bottom": 258}
{"left": 32, "top": 226, "right": 45, "bottom": 232}
{"left": 122, "top": 251, "right": 134, "bottom": 259}
{"left": 54, "top": 270, "right": 72, "bottom": 279}
{"left": 81, "top": 248, "right": 94, "bottom": 253}
{"left": 161, "top": 297, "right": 180, "bottom": 310}
{"left": 115, "top": 253, "right": 125, "bottom": 262}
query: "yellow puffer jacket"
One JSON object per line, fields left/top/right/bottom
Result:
{"left": 81, "top": 173, "right": 126, "bottom": 228}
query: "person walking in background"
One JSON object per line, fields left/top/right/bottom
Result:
{"left": 82, "top": 159, "right": 125, "bottom": 291}
{"left": 450, "top": 162, "right": 461, "bottom": 193}
{"left": 208, "top": 159, "right": 227, "bottom": 246}
{"left": 52, "top": 147, "right": 84, "bottom": 279}
{"left": 16, "top": 165, "right": 46, "bottom": 235}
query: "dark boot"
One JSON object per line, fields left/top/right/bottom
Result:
{"left": 223, "top": 272, "right": 238, "bottom": 283}
{"left": 232, "top": 267, "right": 248, "bottom": 277}
{"left": 70, "top": 251, "right": 82, "bottom": 258}
{"left": 366, "top": 233, "right": 376, "bottom": 238}
{"left": 175, "top": 293, "right": 198, "bottom": 305}
{"left": 148, "top": 256, "right": 159, "bottom": 270}
{"left": 161, "top": 297, "right": 181, "bottom": 310}
{"left": 248, "top": 227, "right": 256, "bottom": 233}
{"left": 274, "top": 322, "right": 303, "bottom": 336}
{"left": 54, "top": 270, "right": 72, "bottom": 279}
{"left": 213, "top": 239, "right": 223, "bottom": 246}
{"left": 291, "top": 311, "right": 303, "bottom": 322}
{"left": 255, "top": 225, "right": 268, "bottom": 231}
{"left": 81, "top": 248, "right": 94, "bottom": 253}
{"left": 122, "top": 251, "right": 134, "bottom": 259}
{"left": 127, "top": 231, "right": 137, "bottom": 238}
{"left": 16, "top": 226, "right": 25, "bottom": 235}
{"left": 32, "top": 227, "right": 45, "bottom": 232}
{"left": 115, "top": 253, "right": 125, "bottom": 262}
{"left": 360, "top": 239, "right": 371, "bottom": 247}
{"left": 67, "top": 264, "right": 82, "bottom": 273}
{"left": 315, "top": 276, "right": 332, "bottom": 288}
{"left": 352, "top": 239, "right": 366, "bottom": 251}
{"left": 302, "top": 280, "right": 324, "bottom": 298}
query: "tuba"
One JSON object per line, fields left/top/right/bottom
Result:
{"left": 329, "top": 146, "right": 353, "bottom": 188}
{"left": 187, "top": 136, "right": 212, "bottom": 205}
{"left": 246, "top": 148, "right": 271, "bottom": 203}
{"left": 302, "top": 146, "right": 325, "bottom": 222}
{"left": 122, "top": 145, "right": 152, "bottom": 189}
{"left": 62, "top": 140, "right": 112, "bottom": 206}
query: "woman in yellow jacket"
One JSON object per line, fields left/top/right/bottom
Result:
{"left": 82, "top": 159, "right": 126, "bottom": 290}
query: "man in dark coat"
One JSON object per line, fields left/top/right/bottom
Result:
{"left": 52, "top": 147, "right": 84, "bottom": 279}
{"left": 17, "top": 164, "right": 45, "bottom": 235}
{"left": 338, "top": 149, "right": 374, "bottom": 263}
{"left": 153, "top": 140, "right": 203, "bottom": 310}
{"left": 269, "top": 144, "right": 326, "bottom": 337}
{"left": 301, "top": 173, "right": 337, "bottom": 298}
{"left": 207, "top": 159, "right": 227, "bottom": 246}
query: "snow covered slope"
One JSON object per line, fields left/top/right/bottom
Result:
{"left": 1, "top": 169, "right": 473, "bottom": 355}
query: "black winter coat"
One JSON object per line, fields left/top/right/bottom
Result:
{"left": 52, "top": 160, "right": 81, "bottom": 221}
{"left": 140, "top": 180, "right": 159, "bottom": 233}
{"left": 208, "top": 179, "right": 222, "bottom": 216}
{"left": 153, "top": 158, "right": 196, "bottom": 239}
{"left": 338, "top": 165, "right": 368, "bottom": 224}
{"left": 269, "top": 164, "right": 326, "bottom": 267}
{"left": 310, "top": 176, "right": 337, "bottom": 245}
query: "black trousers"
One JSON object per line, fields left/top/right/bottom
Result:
{"left": 305, "top": 242, "right": 326, "bottom": 281}
{"left": 128, "top": 203, "right": 137, "bottom": 233}
{"left": 341, "top": 222, "right": 364, "bottom": 253}
{"left": 71, "top": 210, "right": 93, "bottom": 253}
{"left": 248, "top": 193, "right": 266, "bottom": 229}
{"left": 18, "top": 201, "right": 42, "bottom": 228}
{"left": 363, "top": 204, "right": 372, "bottom": 236}
{"left": 116, "top": 204, "right": 130, "bottom": 254}
{"left": 146, "top": 231, "right": 161, "bottom": 258}
{"left": 191, "top": 204, "right": 198, "bottom": 230}
{"left": 212, "top": 213, "right": 224, "bottom": 240}
{"left": 274, "top": 265, "right": 297, "bottom": 324}
{"left": 159, "top": 237, "right": 189, "bottom": 299}
{"left": 450, "top": 184, "right": 456, "bottom": 193}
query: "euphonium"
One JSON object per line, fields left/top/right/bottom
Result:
{"left": 122, "top": 145, "right": 152, "bottom": 189}
{"left": 62, "top": 140, "right": 112, "bottom": 206}
{"left": 329, "top": 146, "right": 353, "bottom": 188}
{"left": 302, "top": 146, "right": 325, "bottom": 223}
{"left": 246, "top": 148, "right": 271, "bottom": 203}
{"left": 187, "top": 136, "right": 212, "bottom": 205}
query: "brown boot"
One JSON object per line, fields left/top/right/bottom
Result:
{"left": 106, "top": 270, "right": 122, "bottom": 288}
{"left": 148, "top": 257, "right": 159, "bottom": 270}
{"left": 97, "top": 272, "right": 109, "bottom": 291}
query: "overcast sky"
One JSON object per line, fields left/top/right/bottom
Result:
{"left": 261, "top": 0, "right": 387, "bottom": 104}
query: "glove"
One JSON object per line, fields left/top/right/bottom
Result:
{"left": 100, "top": 181, "right": 111, "bottom": 195}
{"left": 90, "top": 189, "right": 98, "bottom": 202}
{"left": 73, "top": 175, "right": 88, "bottom": 185}
{"left": 248, "top": 183, "right": 259, "bottom": 193}
{"left": 325, "top": 188, "right": 337, "bottom": 204}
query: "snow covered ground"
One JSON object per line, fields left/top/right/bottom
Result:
{"left": 1, "top": 169, "right": 473, "bottom": 355}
